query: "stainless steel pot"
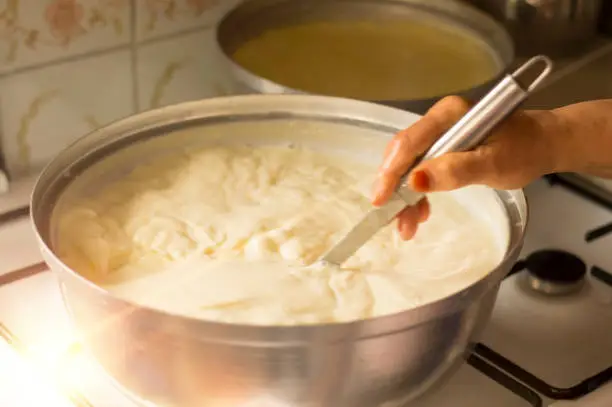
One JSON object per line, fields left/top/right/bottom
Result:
{"left": 473, "top": 0, "right": 603, "bottom": 56}
{"left": 215, "top": 0, "right": 515, "bottom": 115}
{"left": 31, "top": 95, "right": 527, "bottom": 407}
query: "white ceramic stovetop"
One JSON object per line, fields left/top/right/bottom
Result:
{"left": 0, "top": 177, "right": 611, "bottom": 407}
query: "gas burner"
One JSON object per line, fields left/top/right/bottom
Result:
{"left": 514, "top": 250, "right": 587, "bottom": 296}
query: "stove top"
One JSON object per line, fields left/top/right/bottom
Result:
{"left": 0, "top": 176, "right": 610, "bottom": 407}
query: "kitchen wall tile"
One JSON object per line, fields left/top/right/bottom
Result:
{"left": 0, "top": 49, "right": 134, "bottom": 177}
{"left": 135, "top": 0, "right": 240, "bottom": 42}
{"left": 0, "top": 0, "right": 131, "bottom": 74}
{"left": 136, "top": 27, "right": 229, "bottom": 111}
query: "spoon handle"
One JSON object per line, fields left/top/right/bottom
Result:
{"left": 396, "top": 55, "right": 554, "bottom": 196}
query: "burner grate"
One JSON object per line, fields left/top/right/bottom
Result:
{"left": 467, "top": 354, "right": 543, "bottom": 407}
{"left": 591, "top": 265, "right": 612, "bottom": 286}
{"left": 546, "top": 174, "right": 612, "bottom": 212}
{"left": 466, "top": 266, "right": 612, "bottom": 402}
{"left": 473, "top": 344, "right": 612, "bottom": 401}
{"left": 546, "top": 174, "right": 612, "bottom": 243}
{"left": 585, "top": 221, "right": 612, "bottom": 243}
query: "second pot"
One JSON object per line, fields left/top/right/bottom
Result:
{"left": 215, "top": 0, "right": 515, "bottom": 115}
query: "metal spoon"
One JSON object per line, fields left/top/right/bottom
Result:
{"left": 316, "top": 55, "right": 554, "bottom": 267}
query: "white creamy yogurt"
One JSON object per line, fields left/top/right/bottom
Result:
{"left": 54, "top": 145, "right": 506, "bottom": 325}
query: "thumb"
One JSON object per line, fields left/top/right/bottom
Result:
{"left": 407, "top": 147, "right": 542, "bottom": 192}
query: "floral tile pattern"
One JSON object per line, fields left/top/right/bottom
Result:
{"left": 136, "top": 27, "right": 228, "bottom": 110}
{"left": 135, "top": 0, "right": 240, "bottom": 41}
{"left": 0, "top": 0, "right": 240, "bottom": 180}
{"left": 0, "top": 0, "right": 130, "bottom": 73}
{"left": 0, "top": 50, "right": 133, "bottom": 176}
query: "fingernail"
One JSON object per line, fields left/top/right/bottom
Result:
{"left": 410, "top": 170, "right": 431, "bottom": 192}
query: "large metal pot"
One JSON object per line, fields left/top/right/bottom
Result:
{"left": 216, "top": 0, "right": 515, "bottom": 115}
{"left": 31, "top": 95, "right": 527, "bottom": 407}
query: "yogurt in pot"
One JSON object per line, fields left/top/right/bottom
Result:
{"left": 53, "top": 144, "right": 506, "bottom": 326}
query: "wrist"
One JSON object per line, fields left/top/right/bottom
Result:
{"left": 527, "top": 108, "right": 575, "bottom": 174}
{"left": 550, "top": 100, "right": 612, "bottom": 178}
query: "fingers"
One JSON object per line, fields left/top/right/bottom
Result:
{"left": 397, "top": 198, "right": 430, "bottom": 240}
{"left": 373, "top": 96, "right": 472, "bottom": 206}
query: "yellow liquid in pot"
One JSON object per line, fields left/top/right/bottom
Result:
{"left": 232, "top": 20, "right": 500, "bottom": 101}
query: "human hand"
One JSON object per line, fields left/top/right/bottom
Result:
{"left": 371, "top": 96, "right": 566, "bottom": 240}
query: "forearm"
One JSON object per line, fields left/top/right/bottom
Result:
{"left": 549, "top": 99, "right": 612, "bottom": 178}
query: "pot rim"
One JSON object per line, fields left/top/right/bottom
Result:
{"left": 31, "top": 94, "right": 528, "bottom": 344}
{"left": 215, "top": 0, "right": 516, "bottom": 104}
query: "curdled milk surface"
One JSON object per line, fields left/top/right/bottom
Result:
{"left": 54, "top": 145, "right": 505, "bottom": 325}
